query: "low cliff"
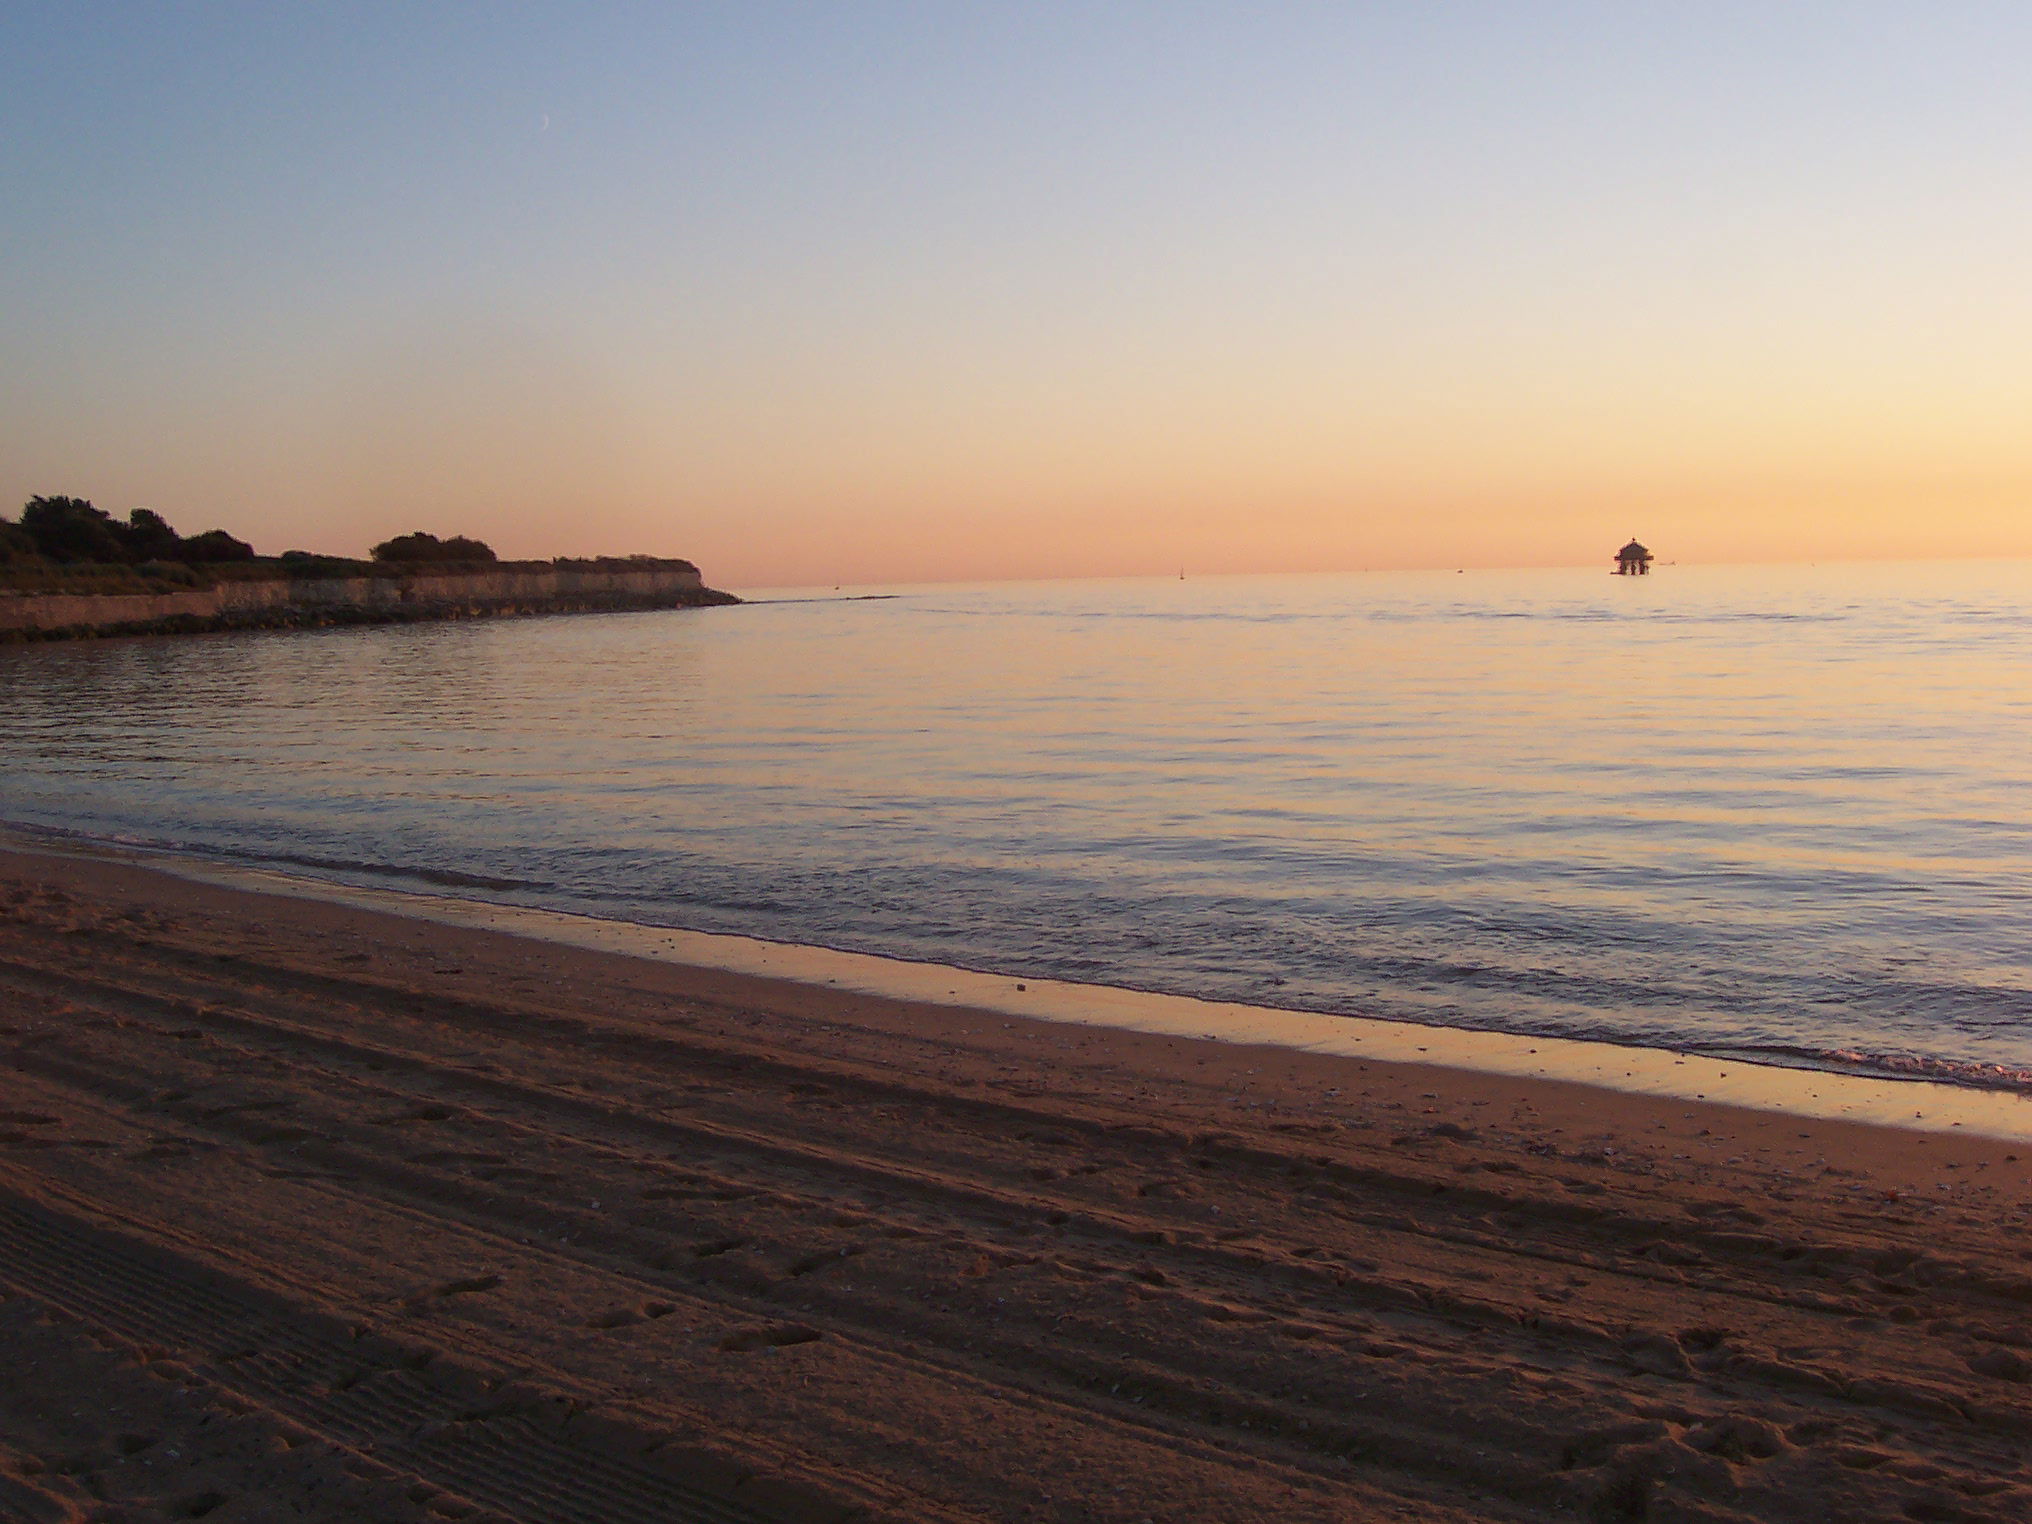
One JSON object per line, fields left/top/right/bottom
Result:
{"left": 0, "top": 563, "right": 738, "bottom": 641}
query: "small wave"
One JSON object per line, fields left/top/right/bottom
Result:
{"left": 253, "top": 852, "right": 551, "bottom": 894}
{"left": 0, "top": 819, "right": 552, "bottom": 896}
{"left": 1694, "top": 1041, "right": 2032, "bottom": 1094}
{"left": 574, "top": 885, "right": 792, "bottom": 915}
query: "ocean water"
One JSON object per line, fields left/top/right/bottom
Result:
{"left": 5, "top": 561, "right": 2032, "bottom": 1092}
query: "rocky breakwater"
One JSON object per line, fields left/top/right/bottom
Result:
{"left": 0, "top": 559, "right": 738, "bottom": 641}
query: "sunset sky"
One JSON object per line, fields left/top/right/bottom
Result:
{"left": 6, "top": 4, "right": 2031, "bottom": 587}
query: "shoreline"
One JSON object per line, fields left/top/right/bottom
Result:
{"left": 6, "top": 821, "right": 2031, "bottom": 1141}
{"left": 0, "top": 561, "right": 739, "bottom": 642}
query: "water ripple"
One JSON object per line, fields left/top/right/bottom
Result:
{"left": 5, "top": 561, "right": 2032, "bottom": 1089}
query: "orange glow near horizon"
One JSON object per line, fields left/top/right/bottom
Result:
{"left": 8, "top": 9, "right": 2032, "bottom": 587}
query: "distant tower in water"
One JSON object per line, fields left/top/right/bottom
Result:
{"left": 1614, "top": 539, "right": 1653, "bottom": 576}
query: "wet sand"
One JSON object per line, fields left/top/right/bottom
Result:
{"left": 3, "top": 844, "right": 2031, "bottom": 1522}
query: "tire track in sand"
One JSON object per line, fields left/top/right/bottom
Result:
{"left": 5, "top": 880, "right": 2032, "bottom": 1522}
{"left": 0, "top": 1184, "right": 873, "bottom": 1524}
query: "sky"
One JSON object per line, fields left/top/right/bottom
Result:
{"left": 5, "top": 3, "right": 2032, "bottom": 588}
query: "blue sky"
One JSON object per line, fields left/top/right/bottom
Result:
{"left": 7, "top": 4, "right": 2032, "bottom": 584}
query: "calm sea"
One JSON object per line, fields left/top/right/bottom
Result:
{"left": 6, "top": 561, "right": 2032, "bottom": 1091}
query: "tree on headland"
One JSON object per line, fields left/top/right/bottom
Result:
{"left": 4, "top": 496, "right": 257, "bottom": 565}
{"left": 369, "top": 531, "right": 497, "bottom": 564}
{"left": 178, "top": 528, "right": 256, "bottom": 562}
{"left": 123, "top": 507, "right": 183, "bottom": 561}
{"left": 3, "top": 498, "right": 699, "bottom": 587}
{"left": 0, "top": 519, "right": 36, "bottom": 564}
{"left": 19, "top": 496, "right": 127, "bottom": 563}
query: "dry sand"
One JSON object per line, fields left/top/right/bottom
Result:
{"left": 2, "top": 844, "right": 2031, "bottom": 1522}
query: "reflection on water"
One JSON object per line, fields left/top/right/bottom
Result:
{"left": 5, "top": 560, "right": 2032, "bottom": 1088}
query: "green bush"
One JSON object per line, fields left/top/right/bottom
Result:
{"left": 370, "top": 531, "right": 497, "bottom": 564}
{"left": 20, "top": 496, "right": 127, "bottom": 562}
{"left": 180, "top": 528, "right": 257, "bottom": 562}
{"left": 8, "top": 496, "right": 259, "bottom": 565}
{"left": 0, "top": 518, "right": 38, "bottom": 565}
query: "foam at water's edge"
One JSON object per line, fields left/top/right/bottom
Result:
{"left": 7, "top": 821, "right": 2032, "bottom": 1142}
{"left": 11, "top": 817, "right": 2032, "bottom": 1098}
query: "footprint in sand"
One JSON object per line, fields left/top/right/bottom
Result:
{"left": 689, "top": 1236, "right": 749, "bottom": 1258}
{"left": 374, "top": 1105, "right": 458, "bottom": 1126}
{"left": 586, "top": 1303, "right": 677, "bottom": 1329}
{"left": 197, "top": 1100, "right": 290, "bottom": 1121}
{"left": 1684, "top": 1416, "right": 1788, "bottom": 1461}
{"left": 405, "top": 1150, "right": 510, "bottom": 1167}
{"left": 784, "top": 1246, "right": 864, "bottom": 1278}
{"left": 635, "top": 1184, "right": 703, "bottom": 1201}
{"left": 1201, "top": 1303, "right": 1273, "bottom": 1325}
{"left": 430, "top": 1273, "right": 504, "bottom": 1299}
{"left": 1968, "top": 1347, "right": 2032, "bottom": 1382}
{"left": 717, "top": 1324, "right": 821, "bottom": 1352}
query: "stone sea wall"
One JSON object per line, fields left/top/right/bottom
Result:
{"left": 0, "top": 565, "right": 736, "bottom": 641}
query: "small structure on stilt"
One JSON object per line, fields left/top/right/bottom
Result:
{"left": 1613, "top": 539, "right": 1653, "bottom": 576}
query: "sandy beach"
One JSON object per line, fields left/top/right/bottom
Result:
{"left": 3, "top": 844, "right": 2031, "bottom": 1523}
